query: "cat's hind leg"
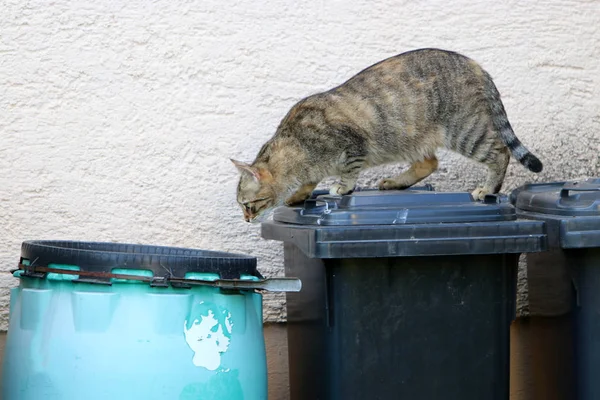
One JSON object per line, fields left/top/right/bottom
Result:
{"left": 471, "top": 148, "right": 510, "bottom": 200}
{"left": 379, "top": 156, "right": 438, "bottom": 190}
{"left": 329, "top": 155, "right": 366, "bottom": 196}
{"left": 285, "top": 183, "right": 318, "bottom": 206}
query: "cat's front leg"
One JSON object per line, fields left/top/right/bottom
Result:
{"left": 285, "top": 183, "right": 318, "bottom": 206}
{"left": 329, "top": 182, "right": 355, "bottom": 196}
{"left": 329, "top": 155, "right": 365, "bottom": 196}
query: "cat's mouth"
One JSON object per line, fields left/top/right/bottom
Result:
{"left": 247, "top": 207, "right": 275, "bottom": 224}
{"left": 242, "top": 197, "right": 278, "bottom": 223}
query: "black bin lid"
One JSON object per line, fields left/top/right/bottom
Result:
{"left": 273, "top": 187, "right": 515, "bottom": 226}
{"left": 510, "top": 178, "right": 600, "bottom": 216}
{"left": 510, "top": 178, "right": 600, "bottom": 248}
{"left": 262, "top": 187, "right": 546, "bottom": 258}
{"left": 18, "top": 240, "right": 260, "bottom": 282}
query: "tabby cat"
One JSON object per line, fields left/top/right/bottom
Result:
{"left": 232, "top": 48, "right": 542, "bottom": 223}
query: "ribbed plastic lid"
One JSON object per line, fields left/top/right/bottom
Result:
{"left": 273, "top": 187, "right": 515, "bottom": 226}
{"left": 20, "top": 240, "right": 259, "bottom": 280}
{"left": 510, "top": 178, "right": 600, "bottom": 216}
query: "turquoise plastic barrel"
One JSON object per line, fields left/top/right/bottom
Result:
{"left": 2, "top": 241, "right": 268, "bottom": 400}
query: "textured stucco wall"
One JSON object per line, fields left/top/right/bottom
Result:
{"left": 1, "top": 0, "right": 599, "bottom": 329}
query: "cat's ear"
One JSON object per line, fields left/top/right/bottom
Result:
{"left": 230, "top": 159, "right": 273, "bottom": 182}
{"left": 230, "top": 159, "right": 261, "bottom": 181}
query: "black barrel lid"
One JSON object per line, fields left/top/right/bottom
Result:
{"left": 273, "top": 186, "right": 515, "bottom": 226}
{"left": 510, "top": 178, "right": 600, "bottom": 216}
{"left": 19, "top": 240, "right": 260, "bottom": 283}
{"left": 262, "top": 186, "right": 546, "bottom": 258}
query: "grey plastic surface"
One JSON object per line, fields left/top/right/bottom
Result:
{"left": 263, "top": 188, "right": 546, "bottom": 258}
{"left": 267, "top": 186, "right": 545, "bottom": 399}
{"left": 511, "top": 178, "right": 600, "bottom": 400}
{"left": 282, "top": 244, "right": 517, "bottom": 400}
{"left": 510, "top": 178, "right": 600, "bottom": 248}
{"left": 274, "top": 188, "right": 515, "bottom": 226}
{"left": 510, "top": 178, "right": 600, "bottom": 216}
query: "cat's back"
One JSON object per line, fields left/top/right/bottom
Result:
{"left": 279, "top": 49, "right": 483, "bottom": 128}
{"left": 273, "top": 48, "right": 492, "bottom": 143}
{"left": 340, "top": 48, "right": 484, "bottom": 92}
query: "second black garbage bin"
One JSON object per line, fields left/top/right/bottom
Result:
{"left": 511, "top": 178, "right": 600, "bottom": 400}
{"left": 262, "top": 188, "right": 546, "bottom": 400}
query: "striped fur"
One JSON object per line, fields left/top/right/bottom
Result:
{"left": 232, "top": 48, "right": 543, "bottom": 222}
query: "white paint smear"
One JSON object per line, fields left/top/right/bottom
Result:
{"left": 183, "top": 309, "right": 233, "bottom": 371}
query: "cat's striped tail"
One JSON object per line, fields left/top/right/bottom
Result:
{"left": 483, "top": 72, "right": 543, "bottom": 173}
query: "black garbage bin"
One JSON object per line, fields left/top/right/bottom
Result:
{"left": 261, "top": 187, "right": 546, "bottom": 400}
{"left": 511, "top": 178, "right": 600, "bottom": 400}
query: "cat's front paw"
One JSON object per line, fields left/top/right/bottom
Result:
{"left": 329, "top": 183, "right": 353, "bottom": 196}
{"left": 378, "top": 178, "right": 408, "bottom": 190}
{"left": 285, "top": 193, "right": 309, "bottom": 206}
{"left": 471, "top": 187, "right": 491, "bottom": 200}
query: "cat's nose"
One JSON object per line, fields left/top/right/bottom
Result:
{"left": 244, "top": 216, "right": 250, "bottom": 222}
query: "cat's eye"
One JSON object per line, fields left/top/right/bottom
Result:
{"left": 246, "top": 203, "right": 260, "bottom": 214}
{"left": 243, "top": 198, "right": 269, "bottom": 207}
{"left": 243, "top": 197, "right": 270, "bottom": 214}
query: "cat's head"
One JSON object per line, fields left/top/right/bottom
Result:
{"left": 231, "top": 159, "right": 279, "bottom": 223}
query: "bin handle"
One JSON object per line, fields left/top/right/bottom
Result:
{"left": 12, "top": 264, "right": 302, "bottom": 292}
{"left": 560, "top": 181, "right": 600, "bottom": 198}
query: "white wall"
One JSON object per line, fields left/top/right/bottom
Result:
{"left": 1, "top": 0, "right": 599, "bottom": 329}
